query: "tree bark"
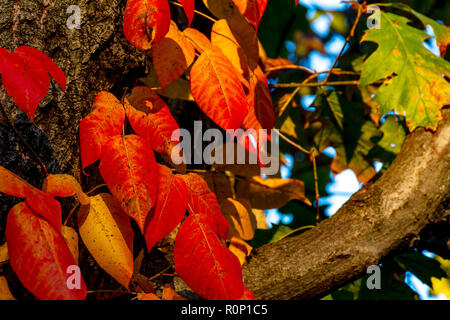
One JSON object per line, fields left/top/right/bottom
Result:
{"left": 0, "top": 0, "right": 144, "bottom": 239}
{"left": 242, "top": 110, "right": 450, "bottom": 300}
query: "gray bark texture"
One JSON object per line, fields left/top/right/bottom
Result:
{"left": 0, "top": 0, "right": 449, "bottom": 300}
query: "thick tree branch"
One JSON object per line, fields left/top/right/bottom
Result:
{"left": 243, "top": 110, "right": 450, "bottom": 300}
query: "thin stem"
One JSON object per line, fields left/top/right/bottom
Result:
{"left": 265, "top": 65, "right": 314, "bottom": 75}
{"left": 278, "top": 225, "right": 315, "bottom": 241}
{"left": 270, "top": 80, "right": 360, "bottom": 89}
{"left": 273, "top": 129, "right": 310, "bottom": 155}
{"left": 168, "top": 1, "right": 217, "bottom": 23}
{"left": 148, "top": 266, "right": 172, "bottom": 281}
{"left": 310, "top": 151, "right": 320, "bottom": 224}
{"left": 0, "top": 94, "right": 48, "bottom": 178}
{"left": 63, "top": 184, "right": 106, "bottom": 226}
{"left": 277, "top": 86, "right": 301, "bottom": 117}
{"left": 321, "top": 4, "right": 363, "bottom": 85}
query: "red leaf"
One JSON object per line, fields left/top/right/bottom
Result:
{"left": 144, "top": 164, "right": 188, "bottom": 251}
{"left": 123, "top": 0, "right": 171, "bottom": 50}
{"left": 180, "top": 173, "right": 229, "bottom": 240}
{"left": 233, "top": 0, "right": 268, "bottom": 29}
{"left": 15, "top": 46, "right": 66, "bottom": 91}
{"left": 243, "top": 66, "right": 275, "bottom": 131}
{"left": 174, "top": 214, "right": 244, "bottom": 300}
{"left": 79, "top": 92, "right": 125, "bottom": 169}
{"left": 0, "top": 165, "right": 40, "bottom": 199}
{"left": 152, "top": 21, "right": 196, "bottom": 92}
{"left": 0, "top": 46, "right": 66, "bottom": 122}
{"left": 179, "top": 0, "right": 195, "bottom": 25}
{"left": 25, "top": 194, "right": 62, "bottom": 233}
{"left": 0, "top": 166, "right": 62, "bottom": 232}
{"left": 190, "top": 47, "right": 249, "bottom": 129}
{"left": 6, "top": 202, "right": 86, "bottom": 300}
{"left": 99, "top": 135, "right": 159, "bottom": 232}
{"left": 240, "top": 285, "right": 255, "bottom": 300}
{"left": 125, "top": 87, "right": 180, "bottom": 157}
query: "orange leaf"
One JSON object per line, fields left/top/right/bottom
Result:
{"left": 228, "top": 236, "right": 253, "bottom": 265}
{"left": 79, "top": 92, "right": 125, "bottom": 169}
{"left": 123, "top": 0, "right": 171, "bottom": 50}
{"left": 99, "top": 135, "right": 159, "bottom": 232}
{"left": 233, "top": 0, "right": 268, "bottom": 29}
{"left": 144, "top": 164, "right": 188, "bottom": 251}
{"left": 6, "top": 202, "right": 86, "bottom": 300}
{"left": 153, "top": 21, "right": 195, "bottom": 92}
{"left": 162, "top": 283, "right": 187, "bottom": 300}
{"left": 183, "top": 27, "right": 213, "bottom": 53}
{"left": 42, "top": 174, "right": 90, "bottom": 205}
{"left": 138, "top": 292, "right": 160, "bottom": 300}
{"left": 220, "top": 198, "right": 256, "bottom": 240}
{"left": 190, "top": 47, "right": 249, "bottom": 129}
{"left": 211, "top": 19, "right": 251, "bottom": 82}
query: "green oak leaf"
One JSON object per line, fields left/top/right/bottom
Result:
{"left": 360, "top": 9, "right": 450, "bottom": 130}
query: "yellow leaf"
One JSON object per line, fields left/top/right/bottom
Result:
{"left": 0, "top": 242, "right": 8, "bottom": 263}
{"left": 0, "top": 276, "right": 15, "bottom": 300}
{"left": 252, "top": 209, "right": 269, "bottom": 230}
{"left": 140, "top": 69, "right": 194, "bottom": 101}
{"left": 430, "top": 277, "right": 450, "bottom": 299}
{"left": 61, "top": 226, "right": 79, "bottom": 264}
{"left": 236, "top": 176, "right": 311, "bottom": 209}
{"left": 78, "top": 193, "right": 134, "bottom": 288}
{"left": 220, "top": 198, "right": 256, "bottom": 240}
{"left": 228, "top": 236, "right": 252, "bottom": 266}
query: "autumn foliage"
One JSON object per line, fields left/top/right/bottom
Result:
{"left": 0, "top": 0, "right": 449, "bottom": 300}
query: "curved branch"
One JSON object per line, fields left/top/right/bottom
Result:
{"left": 243, "top": 110, "right": 450, "bottom": 300}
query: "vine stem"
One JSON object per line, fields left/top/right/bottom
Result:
{"left": 310, "top": 151, "right": 320, "bottom": 224}
{"left": 320, "top": 4, "right": 363, "bottom": 85}
{"left": 168, "top": 1, "right": 217, "bottom": 23}
{"left": 0, "top": 91, "right": 48, "bottom": 178}
{"left": 273, "top": 129, "right": 310, "bottom": 155}
{"left": 278, "top": 225, "right": 315, "bottom": 241}
{"left": 63, "top": 184, "right": 107, "bottom": 225}
{"left": 270, "top": 80, "right": 360, "bottom": 89}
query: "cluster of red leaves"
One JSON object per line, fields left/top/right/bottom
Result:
{"left": 0, "top": 0, "right": 301, "bottom": 300}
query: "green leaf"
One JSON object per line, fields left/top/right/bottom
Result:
{"left": 389, "top": 3, "right": 450, "bottom": 56}
{"left": 368, "top": 115, "right": 408, "bottom": 169}
{"left": 258, "top": 1, "right": 308, "bottom": 58}
{"left": 308, "top": 90, "right": 382, "bottom": 183}
{"left": 359, "top": 8, "right": 450, "bottom": 130}
{"left": 394, "top": 252, "right": 447, "bottom": 287}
